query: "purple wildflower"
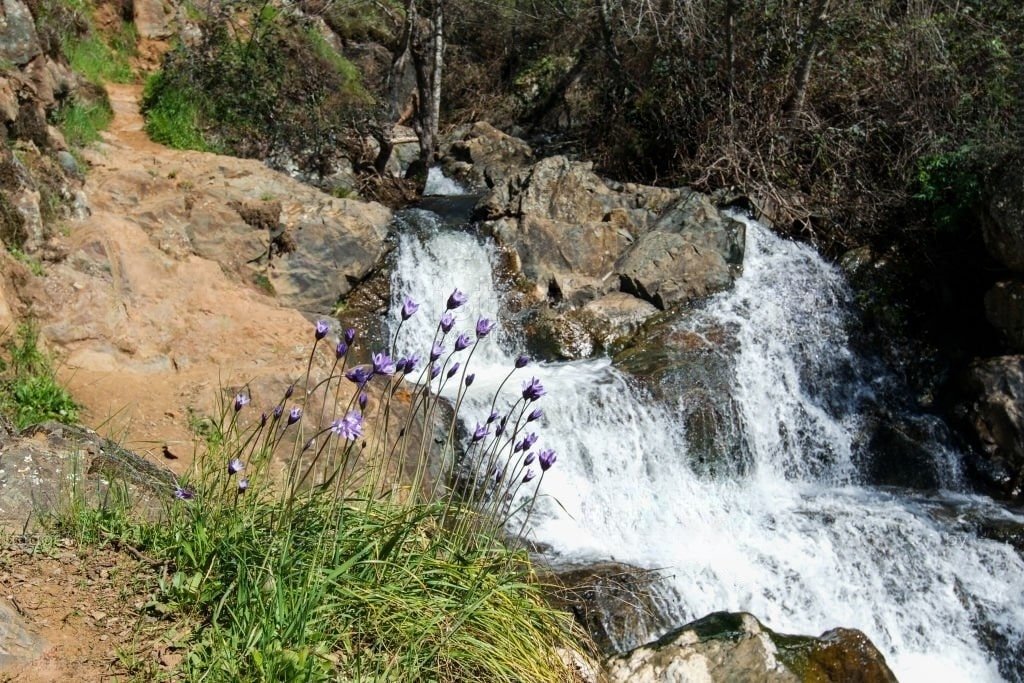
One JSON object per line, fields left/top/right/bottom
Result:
{"left": 228, "top": 458, "right": 244, "bottom": 476}
{"left": 234, "top": 393, "right": 250, "bottom": 412}
{"left": 522, "top": 377, "right": 546, "bottom": 402}
{"left": 346, "top": 366, "right": 372, "bottom": 386}
{"left": 358, "top": 392, "right": 368, "bottom": 409}
{"left": 495, "top": 416, "right": 508, "bottom": 436}
{"left": 344, "top": 328, "right": 356, "bottom": 345}
{"left": 260, "top": 412, "right": 268, "bottom": 426}
{"left": 401, "top": 297, "right": 420, "bottom": 320}
{"left": 331, "top": 411, "right": 364, "bottom": 441}
{"left": 237, "top": 478, "right": 249, "bottom": 494}
{"left": 454, "top": 333, "right": 472, "bottom": 351}
{"left": 527, "top": 407, "right": 544, "bottom": 422}
{"left": 273, "top": 405, "right": 284, "bottom": 419}
{"left": 440, "top": 311, "right": 455, "bottom": 334}
{"left": 284, "top": 383, "right": 295, "bottom": 399}
{"left": 538, "top": 448, "right": 557, "bottom": 471}
{"left": 173, "top": 485, "right": 195, "bottom": 501}
{"left": 495, "top": 465, "right": 506, "bottom": 483}
{"left": 372, "top": 352, "right": 396, "bottom": 376}
{"left": 465, "top": 373, "right": 475, "bottom": 387}
{"left": 402, "top": 353, "right": 420, "bottom": 374}
{"left": 515, "top": 354, "right": 530, "bottom": 369}
{"left": 472, "top": 423, "right": 490, "bottom": 442}
{"left": 315, "top": 319, "right": 330, "bottom": 340}
{"left": 524, "top": 452, "right": 536, "bottom": 465}
{"left": 430, "top": 342, "right": 444, "bottom": 363}
{"left": 446, "top": 362, "right": 461, "bottom": 379}
{"left": 475, "top": 318, "right": 495, "bottom": 338}
{"left": 430, "top": 364, "right": 441, "bottom": 379}
{"left": 522, "top": 468, "right": 536, "bottom": 483}
{"left": 336, "top": 341, "right": 348, "bottom": 358}
{"left": 287, "top": 407, "right": 302, "bottom": 425}
{"left": 447, "top": 288, "right": 468, "bottom": 310}
{"left": 486, "top": 410, "right": 500, "bottom": 424}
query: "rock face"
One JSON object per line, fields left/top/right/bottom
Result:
{"left": 605, "top": 612, "right": 898, "bottom": 683}
{"left": 960, "top": 356, "right": 1024, "bottom": 499}
{"left": 469, "top": 151, "right": 743, "bottom": 358}
{"left": 0, "top": 600, "right": 46, "bottom": 672}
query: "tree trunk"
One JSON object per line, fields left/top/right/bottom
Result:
{"left": 782, "top": 0, "right": 830, "bottom": 126}
{"left": 725, "top": 0, "right": 737, "bottom": 129}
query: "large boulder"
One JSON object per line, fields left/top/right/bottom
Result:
{"left": 0, "top": 0, "right": 41, "bottom": 67}
{"left": 605, "top": 612, "right": 898, "bottom": 683}
{"left": 476, "top": 155, "right": 744, "bottom": 357}
{"left": 959, "top": 356, "right": 1024, "bottom": 499}
{"left": 440, "top": 121, "right": 534, "bottom": 191}
{"left": 616, "top": 193, "right": 745, "bottom": 310}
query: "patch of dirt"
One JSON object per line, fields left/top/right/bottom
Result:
{"left": 0, "top": 538, "right": 178, "bottom": 682}
{"left": 10, "top": 84, "right": 321, "bottom": 473}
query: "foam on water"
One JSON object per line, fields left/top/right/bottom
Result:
{"left": 388, "top": 209, "right": 1024, "bottom": 682}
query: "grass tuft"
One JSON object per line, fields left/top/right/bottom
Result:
{"left": 0, "top": 322, "right": 78, "bottom": 429}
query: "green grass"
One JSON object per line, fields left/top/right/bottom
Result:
{"left": 142, "top": 72, "right": 212, "bottom": 151}
{"left": 54, "top": 99, "right": 114, "bottom": 147}
{"left": 52, "top": 313, "right": 584, "bottom": 681}
{"left": 7, "top": 247, "right": 45, "bottom": 276}
{"left": 0, "top": 322, "right": 78, "bottom": 429}
{"left": 64, "top": 31, "right": 135, "bottom": 85}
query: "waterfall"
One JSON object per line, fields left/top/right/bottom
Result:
{"left": 388, "top": 208, "right": 1024, "bottom": 683}
{"left": 423, "top": 167, "right": 467, "bottom": 196}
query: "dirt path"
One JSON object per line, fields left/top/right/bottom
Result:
{"left": 23, "top": 85, "right": 316, "bottom": 471}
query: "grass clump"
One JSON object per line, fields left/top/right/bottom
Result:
{"left": 57, "top": 291, "right": 582, "bottom": 681}
{"left": 142, "top": 71, "right": 211, "bottom": 151}
{"left": 53, "top": 97, "right": 113, "bottom": 147}
{"left": 0, "top": 322, "right": 78, "bottom": 429}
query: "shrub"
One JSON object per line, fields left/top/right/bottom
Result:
{"left": 53, "top": 97, "right": 113, "bottom": 147}
{"left": 0, "top": 322, "right": 78, "bottom": 429}
{"left": 58, "top": 291, "right": 580, "bottom": 681}
{"left": 141, "top": 71, "right": 211, "bottom": 151}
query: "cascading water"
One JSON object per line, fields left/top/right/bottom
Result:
{"left": 388, "top": 206, "right": 1024, "bottom": 682}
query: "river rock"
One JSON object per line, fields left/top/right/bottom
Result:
{"left": 985, "top": 280, "right": 1024, "bottom": 352}
{"left": 960, "top": 356, "right": 1024, "bottom": 499}
{"left": 617, "top": 193, "right": 743, "bottom": 310}
{"left": 440, "top": 121, "right": 534, "bottom": 190}
{"left": 981, "top": 158, "right": 1024, "bottom": 273}
{"left": 475, "top": 154, "right": 743, "bottom": 355}
{"left": 605, "top": 612, "right": 898, "bottom": 683}
{"left": 541, "top": 561, "right": 683, "bottom": 655}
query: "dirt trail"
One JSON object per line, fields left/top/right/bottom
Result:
{"left": 25, "top": 84, "right": 316, "bottom": 470}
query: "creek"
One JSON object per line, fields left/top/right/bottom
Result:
{"left": 389, "top": 172, "right": 1024, "bottom": 682}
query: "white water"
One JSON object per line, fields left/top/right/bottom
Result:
{"left": 423, "top": 167, "right": 467, "bottom": 196}
{"left": 388, "top": 210, "right": 1024, "bottom": 682}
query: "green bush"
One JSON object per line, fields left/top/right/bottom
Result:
{"left": 142, "top": 72, "right": 211, "bottom": 151}
{"left": 0, "top": 322, "right": 78, "bottom": 429}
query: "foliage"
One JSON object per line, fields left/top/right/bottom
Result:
{"left": 53, "top": 97, "right": 113, "bottom": 146}
{"left": 0, "top": 322, "right": 78, "bottom": 429}
{"left": 144, "top": 2, "right": 375, "bottom": 177}
{"left": 142, "top": 71, "right": 211, "bottom": 151}
{"left": 912, "top": 146, "right": 986, "bottom": 230}
{"left": 55, "top": 297, "right": 580, "bottom": 681}
{"left": 31, "top": 0, "right": 136, "bottom": 84}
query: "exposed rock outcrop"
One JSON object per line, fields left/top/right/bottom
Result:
{"left": 985, "top": 280, "right": 1024, "bottom": 352}
{"left": 981, "top": 159, "right": 1024, "bottom": 273}
{"left": 605, "top": 612, "right": 898, "bottom": 683}
{"left": 441, "top": 121, "right": 534, "bottom": 191}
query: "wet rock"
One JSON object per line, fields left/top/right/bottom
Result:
{"left": 959, "top": 356, "right": 1024, "bottom": 499}
{"left": 985, "top": 280, "right": 1024, "bottom": 352}
{"left": 540, "top": 561, "right": 682, "bottom": 655}
{"left": 0, "top": 422, "right": 177, "bottom": 533}
{"left": 0, "top": 0, "right": 42, "bottom": 67}
{"left": 606, "top": 612, "right": 898, "bottom": 683}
